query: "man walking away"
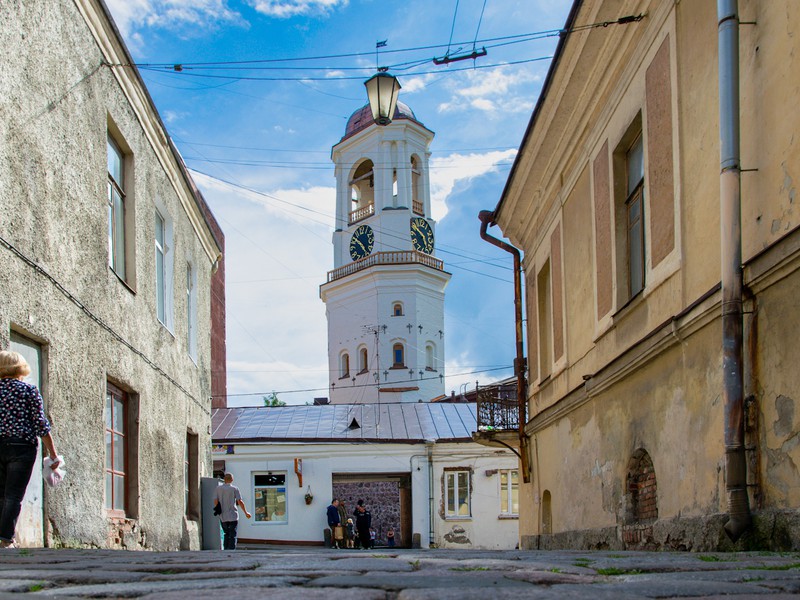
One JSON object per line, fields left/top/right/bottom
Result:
{"left": 214, "top": 473, "right": 251, "bottom": 550}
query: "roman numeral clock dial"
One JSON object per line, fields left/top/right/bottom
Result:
{"left": 349, "top": 224, "right": 375, "bottom": 261}
{"left": 410, "top": 217, "right": 434, "bottom": 254}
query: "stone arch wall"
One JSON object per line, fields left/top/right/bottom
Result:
{"left": 622, "top": 448, "right": 658, "bottom": 548}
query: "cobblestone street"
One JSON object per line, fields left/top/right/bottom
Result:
{"left": 0, "top": 547, "right": 798, "bottom": 598}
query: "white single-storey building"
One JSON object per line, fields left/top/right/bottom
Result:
{"left": 211, "top": 402, "right": 519, "bottom": 549}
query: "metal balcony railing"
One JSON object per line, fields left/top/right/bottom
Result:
{"left": 326, "top": 250, "right": 444, "bottom": 283}
{"left": 476, "top": 385, "right": 522, "bottom": 432}
{"left": 349, "top": 203, "right": 374, "bottom": 224}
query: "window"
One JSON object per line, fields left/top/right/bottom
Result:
{"left": 358, "top": 347, "right": 368, "bottom": 373}
{"left": 445, "top": 470, "right": 470, "bottom": 518}
{"left": 411, "top": 156, "right": 423, "bottom": 214}
{"left": 340, "top": 352, "right": 350, "bottom": 378}
{"left": 107, "top": 135, "right": 126, "bottom": 279}
{"left": 349, "top": 160, "right": 375, "bottom": 224}
{"left": 253, "top": 473, "right": 287, "bottom": 523}
{"left": 425, "top": 343, "right": 436, "bottom": 371}
{"left": 155, "top": 212, "right": 166, "bottom": 324}
{"left": 153, "top": 203, "right": 174, "bottom": 329}
{"left": 185, "top": 431, "right": 199, "bottom": 520}
{"left": 105, "top": 383, "right": 127, "bottom": 516}
{"left": 392, "top": 343, "right": 405, "bottom": 368}
{"left": 392, "top": 303, "right": 403, "bottom": 317}
{"left": 499, "top": 469, "right": 519, "bottom": 516}
{"left": 186, "top": 262, "right": 197, "bottom": 361}
{"left": 626, "top": 134, "right": 645, "bottom": 297}
{"left": 105, "top": 383, "right": 138, "bottom": 518}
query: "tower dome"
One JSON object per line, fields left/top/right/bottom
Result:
{"left": 342, "top": 101, "right": 420, "bottom": 141}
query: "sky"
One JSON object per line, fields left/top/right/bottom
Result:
{"left": 104, "top": 0, "right": 573, "bottom": 407}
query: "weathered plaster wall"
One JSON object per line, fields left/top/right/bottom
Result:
{"left": 0, "top": 0, "right": 216, "bottom": 549}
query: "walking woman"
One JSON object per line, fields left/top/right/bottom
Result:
{"left": 0, "top": 351, "right": 60, "bottom": 548}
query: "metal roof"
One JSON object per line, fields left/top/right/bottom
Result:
{"left": 212, "top": 403, "right": 478, "bottom": 444}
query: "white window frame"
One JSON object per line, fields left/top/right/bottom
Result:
{"left": 499, "top": 469, "right": 519, "bottom": 516}
{"left": 107, "top": 135, "right": 126, "bottom": 279}
{"left": 252, "top": 472, "right": 288, "bottom": 524}
{"left": 444, "top": 470, "right": 471, "bottom": 519}
{"left": 153, "top": 202, "right": 174, "bottom": 331}
{"left": 186, "top": 260, "right": 198, "bottom": 361}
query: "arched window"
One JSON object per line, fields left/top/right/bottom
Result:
{"left": 411, "top": 155, "right": 423, "bottom": 215}
{"left": 392, "top": 302, "right": 403, "bottom": 317}
{"left": 541, "top": 490, "right": 552, "bottom": 534}
{"left": 340, "top": 353, "right": 350, "bottom": 378}
{"left": 425, "top": 343, "right": 436, "bottom": 370}
{"left": 359, "top": 347, "right": 368, "bottom": 373}
{"left": 349, "top": 160, "right": 375, "bottom": 223}
{"left": 392, "top": 343, "right": 405, "bottom": 368}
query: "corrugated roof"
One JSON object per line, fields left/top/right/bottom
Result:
{"left": 211, "top": 403, "right": 478, "bottom": 444}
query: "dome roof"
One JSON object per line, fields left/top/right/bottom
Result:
{"left": 342, "top": 100, "right": 419, "bottom": 141}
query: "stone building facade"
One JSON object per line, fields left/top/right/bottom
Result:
{"left": 1, "top": 0, "right": 224, "bottom": 549}
{"left": 488, "top": 0, "right": 800, "bottom": 550}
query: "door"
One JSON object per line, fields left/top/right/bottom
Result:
{"left": 11, "top": 332, "right": 45, "bottom": 547}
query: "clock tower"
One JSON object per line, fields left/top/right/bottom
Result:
{"left": 320, "top": 100, "right": 450, "bottom": 404}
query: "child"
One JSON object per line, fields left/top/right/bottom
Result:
{"left": 369, "top": 527, "right": 376, "bottom": 549}
{"left": 345, "top": 518, "right": 355, "bottom": 549}
{"left": 387, "top": 527, "right": 395, "bottom": 548}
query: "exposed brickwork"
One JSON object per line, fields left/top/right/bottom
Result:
{"left": 626, "top": 449, "right": 658, "bottom": 538}
{"left": 332, "top": 481, "right": 401, "bottom": 546}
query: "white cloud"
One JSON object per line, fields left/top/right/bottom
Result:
{"left": 105, "top": 0, "right": 243, "bottom": 40}
{"left": 246, "top": 0, "right": 348, "bottom": 18}
{"left": 437, "top": 66, "right": 543, "bottom": 116}
{"left": 429, "top": 149, "right": 518, "bottom": 222}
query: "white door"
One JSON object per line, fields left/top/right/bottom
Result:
{"left": 10, "top": 333, "right": 44, "bottom": 547}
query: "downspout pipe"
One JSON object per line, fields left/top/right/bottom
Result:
{"left": 479, "top": 210, "right": 531, "bottom": 484}
{"left": 718, "top": 0, "right": 751, "bottom": 541}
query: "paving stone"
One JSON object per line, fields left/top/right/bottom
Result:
{"left": 31, "top": 575, "right": 306, "bottom": 597}
{"left": 140, "top": 587, "right": 387, "bottom": 600}
{"left": 308, "top": 571, "right": 535, "bottom": 590}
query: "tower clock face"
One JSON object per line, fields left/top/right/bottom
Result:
{"left": 410, "top": 217, "right": 434, "bottom": 254}
{"left": 349, "top": 224, "right": 375, "bottom": 261}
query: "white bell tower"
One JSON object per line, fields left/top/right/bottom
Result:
{"left": 320, "top": 101, "right": 450, "bottom": 404}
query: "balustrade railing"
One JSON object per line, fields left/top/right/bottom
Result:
{"left": 476, "top": 387, "right": 521, "bottom": 432}
{"left": 349, "top": 203, "right": 374, "bottom": 224}
{"left": 412, "top": 200, "right": 424, "bottom": 215}
{"left": 327, "top": 250, "right": 444, "bottom": 283}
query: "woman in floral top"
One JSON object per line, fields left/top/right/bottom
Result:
{"left": 0, "top": 351, "right": 59, "bottom": 548}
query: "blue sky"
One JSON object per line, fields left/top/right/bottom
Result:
{"left": 105, "top": 0, "right": 572, "bottom": 406}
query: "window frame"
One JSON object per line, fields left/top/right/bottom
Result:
{"left": 392, "top": 343, "right": 405, "bottom": 368}
{"left": 339, "top": 352, "right": 350, "bottom": 379}
{"left": 392, "top": 303, "right": 404, "bottom": 317}
{"left": 107, "top": 135, "right": 126, "bottom": 280}
{"left": 625, "top": 133, "right": 645, "bottom": 298}
{"left": 185, "top": 431, "right": 199, "bottom": 520}
{"left": 186, "top": 261, "right": 198, "bottom": 361}
{"left": 252, "top": 472, "right": 288, "bottom": 524}
{"left": 444, "top": 470, "right": 471, "bottom": 519}
{"left": 155, "top": 211, "right": 167, "bottom": 325}
{"left": 499, "top": 469, "right": 519, "bottom": 516}
{"left": 105, "top": 382, "right": 128, "bottom": 518}
{"left": 358, "top": 347, "right": 369, "bottom": 374}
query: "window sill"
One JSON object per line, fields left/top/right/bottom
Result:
{"left": 338, "top": 374, "right": 350, "bottom": 380}
{"left": 389, "top": 365, "right": 406, "bottom": 370}
{"left": 498, "top": 514, "right": 519, "bottom": 520}
{"left": 612, "top": 288, "right": 645, "bottom": 321}
{"left": 110, "top": 267, "right": 136, "bottom": 295}
{"left": 444, "top": 516, "right": 472, "bottom": 521}
{"left": 357, "top": 369, "right": 369, "bottom": 375}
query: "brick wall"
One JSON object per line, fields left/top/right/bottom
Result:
{"left": 333, "top": 481, "right": 401, "bottom": 546}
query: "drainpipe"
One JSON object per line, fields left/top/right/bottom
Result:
{"left": 479, "top": 210, "right": 531, "bottom": 484}
{"left": 718, "top": 0, "right": 751, "bottom": 541}
{"left": 426, "top": 441, "right": 435, "bottom": 547}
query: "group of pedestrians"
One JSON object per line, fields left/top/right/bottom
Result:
{"left": 327, "top": 497, "right": 380, "bottom": 549}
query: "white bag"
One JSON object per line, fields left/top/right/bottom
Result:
{"left": 42, "top": 456, "right": 65, "bottom": 487}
